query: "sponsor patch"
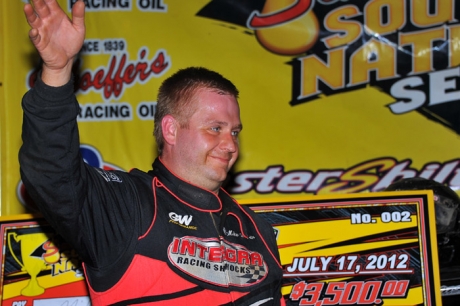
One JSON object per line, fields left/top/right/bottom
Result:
{"left": 169, "top": 212, "right": 197, "bottom": 230}
{"left": 168, "top": 236, "right": 268, "bottom": 287}
{"left": 223, "top": 227, "right": 255, "bottom": 239}
{"left": 95, "top": 168, "right": 122, "bottom": 183}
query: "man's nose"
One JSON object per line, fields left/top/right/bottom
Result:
{"left": 220, "top": 132, "right": 237, "bottom": 152}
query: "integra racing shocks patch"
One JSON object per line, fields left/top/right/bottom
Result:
{"left": 168, "top": 236, "right": 268, "bottom": 287}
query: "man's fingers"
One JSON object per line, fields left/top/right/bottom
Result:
{"left": 45, "top": 0, "right": 66, "bottom": 15}
{"left": 31, "top": 0, "right": 51, "bottom": 18}
{"left": 28, "top": 28, "right": 40, "bottom": 43}
{"left": 71, "top": 0, "right": 86, "bottom": 29}
{"left": 24, "top": 4, "right": 39, "bottom": 26}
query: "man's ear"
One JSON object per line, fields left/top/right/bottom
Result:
{"left": 162, "top": 115, "right": 178, "bottom": 146}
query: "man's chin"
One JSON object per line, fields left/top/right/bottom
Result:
{"left": 206, "top": 170, "right": 229, "bottom": 185}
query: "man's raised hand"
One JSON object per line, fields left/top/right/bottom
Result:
{"left": 24, "top": 0, "right": 86, "bottom": 86}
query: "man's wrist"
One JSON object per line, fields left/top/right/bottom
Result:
{"left": 41, "top": 62, "right": 74, "bottom": 87}
{"left": 33, "top": 70, "right": 75, "bottom": 104}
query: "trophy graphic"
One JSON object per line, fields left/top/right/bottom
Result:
{"left": 8, "top": 232, "right": 59, "bottom": 297}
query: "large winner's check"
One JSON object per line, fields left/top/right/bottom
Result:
{"left": 1, "top": 191, "right": 441, "bottom": 305}
{"left": 245, "top": 190, "right": 441, "bottom": 306}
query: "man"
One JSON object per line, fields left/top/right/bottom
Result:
{"left": 19, "top": 0, "right": 285, "bottom": 305}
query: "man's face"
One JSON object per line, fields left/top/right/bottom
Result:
{"left": 173, "top": 88, "right": 242, "bottom": 193}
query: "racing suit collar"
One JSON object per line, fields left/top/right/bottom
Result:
{"left": 150, "top": 158, "right": 224, "bottom": 212}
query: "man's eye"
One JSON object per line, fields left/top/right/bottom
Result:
{"left": 231, "top": 130, "right": 240, "bottom": 136}
{"left": 211, "top": 127, "right": 221, "bottom": 132}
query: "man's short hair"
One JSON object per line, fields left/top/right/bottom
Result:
{"left": 154, "top": 67, "right": 239, "bottom": 155}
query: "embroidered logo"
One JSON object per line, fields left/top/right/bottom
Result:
{"left": 223, "top": 227, "right": 255, "bottom": 239}
{"left": 169, "top": 212, "right": 197, "bottom": 230}
{"left": 168, "top": 236, "right": 268, "bottom": 287}
{"left": 94, "top": 168, "right": 122, "bottom": 183}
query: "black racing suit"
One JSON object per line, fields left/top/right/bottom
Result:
{"left": 19, "top": 75, "right": 285, "bottom": 305}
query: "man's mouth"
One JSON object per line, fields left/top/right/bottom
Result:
{"left": 210, "top": 155, "right": 232, "bottom": 164}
